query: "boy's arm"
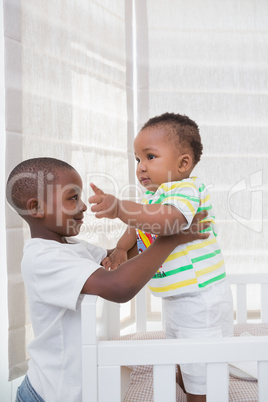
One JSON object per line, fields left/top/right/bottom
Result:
{"left": 82, "top": 211, "right": 209, "bottom": 303}
{"left": 102, "top": 227, "right": 137, "bottom": 270}
{"left": 89, "top": 184, "right": 187, "bottom": 235}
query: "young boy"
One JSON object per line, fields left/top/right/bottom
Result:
{"left": 89, "top": 113, "right": 234, "bottom": 402}
{"left": 6, "top": 157, "right": 209, "bottom": 402}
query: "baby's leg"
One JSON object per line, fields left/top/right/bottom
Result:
{"left": 187, "top": 393, "right": 206, "bottom": 402}
{"left": 176, "top": 364, "right": 186, "bottom": 393}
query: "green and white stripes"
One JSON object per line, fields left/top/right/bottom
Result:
{"left": 141, "top": 177, "right": 226, "bottom": 297}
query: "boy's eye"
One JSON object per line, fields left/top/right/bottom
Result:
{"left": 135, "top": 157, "right": 140, "bottom": 163}
{"left": 71, "top": 194, "right": 78, "bottom": 200}
{"left": 148, "top": 154, "right": 155, "bottom": 160}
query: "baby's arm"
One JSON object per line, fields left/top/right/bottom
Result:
{"left": 89, "top": 183, "right": 187, "bottom": 236}
{"left": 82, "top": 210, "right": 210, "bottom": 303}
{"left": 102, "top": 227, "right": 137, "bottom": 270}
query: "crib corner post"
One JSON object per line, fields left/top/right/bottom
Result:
{"left": 81, "top": 295, "right": 98, "bottom": 402}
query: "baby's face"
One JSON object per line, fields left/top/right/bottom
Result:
{"left": 134, "top": 127, "right": 185, "bottom": 192}
{"left": 42, "top": 169, "right": 87, "bottom": 238}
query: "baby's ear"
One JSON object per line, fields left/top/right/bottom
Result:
{"left": 26, "top": 198, "right": 45, "bottom": 218}
{"left": 178, "top": 153, "right": 193, "bottom": 172}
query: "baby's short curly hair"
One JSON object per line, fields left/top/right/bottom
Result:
{"left": 141, "top": 112, "right": 203, "bottom": 166}
{"left": 6, "top": 157, "right": 75, "bottom": 215}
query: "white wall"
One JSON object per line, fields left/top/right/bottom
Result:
{"left": 0, "top": 0, "right": 23, "bottom": 400}
{"left": 0, "top": 0, "right": 10, "bottom": 399}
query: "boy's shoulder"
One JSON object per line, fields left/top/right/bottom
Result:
{"left": 23, "top": 237, "right": 106, "bottom": 260}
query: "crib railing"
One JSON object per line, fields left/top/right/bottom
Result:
{"left": 81, "top": 274, "right": 268, "bottom": 402}
{"left": 228, "top": 273, "right": 268, "bottom": 323}
{"left": 96, "top": 336, "right": 268, "bottom": 402}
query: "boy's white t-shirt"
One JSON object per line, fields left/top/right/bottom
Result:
{"left": 21, "top": 237, "right": 107, "bottom": 402}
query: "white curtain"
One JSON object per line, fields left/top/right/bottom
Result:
{"left": 4, "top": 0, "right": 268, "bottom": 381}
{"left": 5, "top": 0, "right": 135, "bottom": 380}
{"left": 134, "top": 0, "right": 268, "bottom": 317}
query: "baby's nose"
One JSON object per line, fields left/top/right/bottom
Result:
{"left": 137, "top": 161, "right": 147, "bottom": 172}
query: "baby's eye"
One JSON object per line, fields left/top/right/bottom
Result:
{"left": 148, "top": 154, "right": 155, "bottom": 160}
{"left": 71, "top": 194, "right": 78, "bottom": 200}
{"left": 135, "top": 157, "right": 140, "bottom": 163}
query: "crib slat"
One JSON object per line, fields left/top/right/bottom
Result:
{"left": 107, "top": 301, "right": 120, "bottom": 339}
{"left": 98, "top": 366, "right": 121, "bottom": 402}
{"left": 258, "top": 361, "right": 268, "bottom": 402}
{"left": 261, "top": 284, "right": 268, "bottom": 322}
{"left": 236, "top": 284, "right": 247, "bottom": 323}
{"left": 206, "top": 363, "right": 229, "bottom": 402}
{"left": 136, "top": 286, "right": 147, "bottom": 332}
{"left": 153, "top": 365, "right": 176, "bottom": 402}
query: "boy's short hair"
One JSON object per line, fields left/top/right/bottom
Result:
{"left": 141, "top": 112, "right": 203, "bottom": 165}
{"left": 6, "top": 157, "right": 75, "bottom": 215}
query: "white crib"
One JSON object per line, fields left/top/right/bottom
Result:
{"left": 81, "top": 274, "right": 268, "bottom": 402}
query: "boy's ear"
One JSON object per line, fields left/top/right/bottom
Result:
{"left": 178, "top": 153, "right": 193, "bottom": 172}
{"left": 26, "top": 198, "right": 45, "bottom": 218}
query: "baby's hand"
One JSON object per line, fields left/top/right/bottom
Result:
{"left": 89, "top": 183, "right": 119, "bottom": 219}
{"left": 101, "top": 248, "right": 128, "bottom": 270}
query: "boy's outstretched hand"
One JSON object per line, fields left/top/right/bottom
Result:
{"left": 178, "top": 210, "right": 210, "bottom": 243}
{"left": 89, "top": 183, "right": 119, "bottom": 219}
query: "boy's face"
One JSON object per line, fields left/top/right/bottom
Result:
{"left": 134, "top": 126, "right": 185, "bottom": 192}
{"left": 41, "top": 169, "right": 87, "bottom": 239}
